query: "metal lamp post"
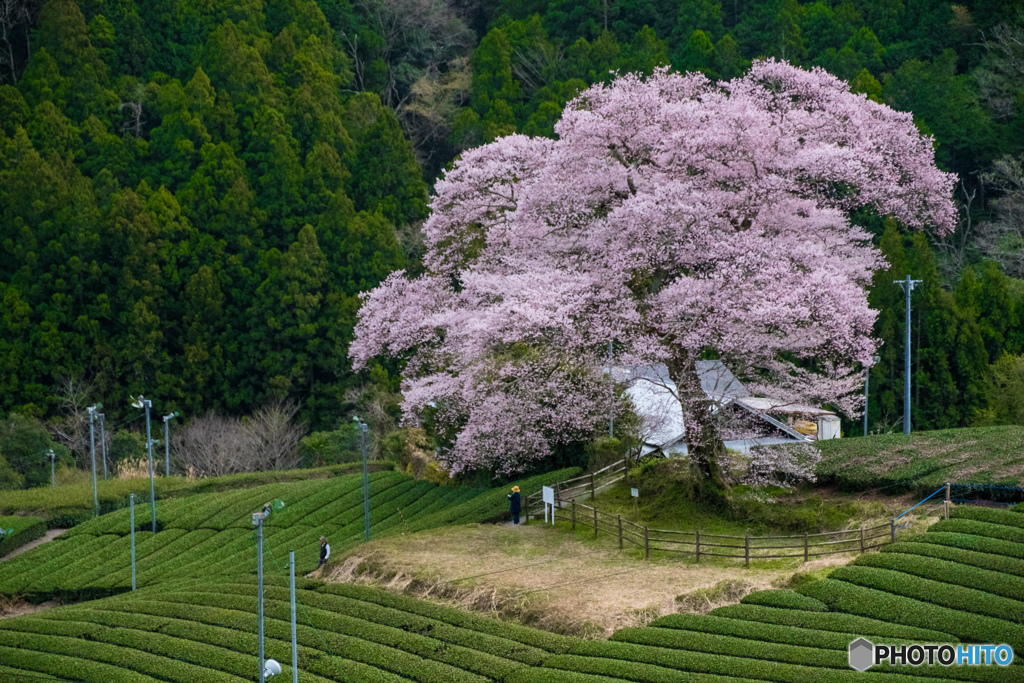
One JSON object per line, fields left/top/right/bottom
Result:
{"left": 88, "top": 403, "right": 102, "bottom": 514}
{"left": 162, "top": 412, "right": 179, "bottom": 476}
{"left": 47, "top": 448, "right": 56, "bottom": 488}
{"left": 252, "top": 500, "right": 285, "bottom": 683}
{"left": 354, "top": 417, "right": 370, "bottom": 542}
{"left": 131, "top": 396, "right": 157, "bottom": 532}
{"left": 863, "top": 354, "right": 881, "bottom": 437}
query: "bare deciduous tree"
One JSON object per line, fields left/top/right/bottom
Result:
{"left": 976, "top": 11, "right": 1024, "bottom": 121}
{"left": 170, "top": 401, "right": 305, "bottom": 477}
{"left": 977, "top": 155, "right": 1024, "bottom": 277}
{"left": 47, "top": 376, "right": 97, "bottom": 466}
{"left": 345, "top": 0, "right": 474, "bottom": 109}
{"left": 0, "top": 0, "right": 39, "bottom": 85}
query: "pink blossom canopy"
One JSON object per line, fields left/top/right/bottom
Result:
{"left": 351, "top": 60, "right": 956, "bottom": 476}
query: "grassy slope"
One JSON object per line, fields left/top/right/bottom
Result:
{"left": 816, "top": 426, "right": 1024, "bottom": 495}
{"left": 1, "top": 504, "right": 1021, "bottom": 681}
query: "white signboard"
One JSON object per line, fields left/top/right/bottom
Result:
{"left": 542, "top": 486, "right": 555, "bottom": 524}
{"left": 631, "top": 488, "right": 639, "bottom": 498}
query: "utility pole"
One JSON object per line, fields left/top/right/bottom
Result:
{"left": 863, "top": 354, "right": 880, "bottom": 437}
{"left": 88, "top": 404, "right": 102, "bottom": 514}
{"left": 355, "top": 417, "right": 370, "bottom": 542}
{"left": 47, "top": 449, "right": 56, "bottom": 488}
{"left": 894, "top": 275, "right": 922, "bottom": 435}
{"left": 163, "top": 412, "right": 179, "bottom": 477}
{"left": 98, "top": 413, "right": 107, "bottom": 480}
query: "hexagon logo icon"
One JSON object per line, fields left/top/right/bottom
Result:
{"left": 849, "top": 638, "right": 874, "bottom": 671}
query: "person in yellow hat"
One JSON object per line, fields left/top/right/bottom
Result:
{"left": 507, "top": 486, "right": 521, "bottom": 525}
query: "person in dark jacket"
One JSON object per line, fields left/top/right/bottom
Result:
{"left": 318, "top": 536, "right": 330, "bottom": 568}
{"left": 507, "top": 486, "right": 521, "bottom": 525}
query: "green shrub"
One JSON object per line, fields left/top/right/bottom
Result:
{"left": 828, "top": 565, "right": 1024, "bottom": 624}
{"left": 647, "top": 613, "right": 917, "bottom": 651}
{"left": 1, "top": 535, "right": 115, "bottom": 594}
{"left": 0, "top": 515, "right": 45, "bottom": 557}
{"left": 210, "top": 581, "right": 550, "bottom": 668}
{"left": 539, "top": 655, "right": 757, "bottom": 682}
{"left": 798, "top": 579, "right": 1024, "bottom": 651}
{"left": 854, "top": 551, "right": 1024, "bottom": 601}
{"left": 108, "top": 588, "right": 513, "bottom": 681}
{"left": 317, "top": 582, "right": 580, "bottom": 654}
{"left": 301, "top": 474, "right": 411, "bottom": 527}
{"left": 908, "top": 531, "right": 1024, "bottom": 560}
{"left": 567, "top": 638, "right": 929, "bottom": 683}
{"left": 951, "top": 506, "right": 1024, "bottom": 529}
{"left": 611, "top": 626, "right": 840, "bottom": 668}
{"left": 706, "top": 604, "right": 955, "bottom": 642}
{"left": 739, "top": 589, "right": 828, "bottom": 612}
{"left": 98, "top": 529, "right": 214, "bottom": 588}
{"left": 0, "top": 644, "right": 151, "bottom": 683}
{"left": 928, "top": 518, "right": 1024, "bottom": 544}
{"left": 883, "top": 540, "right": 1024, "bottom": 578}
{"left": 0, "top": 628, "right": 242, "bottom": 682}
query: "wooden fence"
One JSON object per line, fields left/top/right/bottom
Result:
{"left": 538, "top": 499, "right": 895, "bottom": 566}
{"left": 524, "top": 459, "right": 626, "bottom": 514}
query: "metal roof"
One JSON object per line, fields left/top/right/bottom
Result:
{"left": 622, "top": 361, "right": 833, "bottom": 450}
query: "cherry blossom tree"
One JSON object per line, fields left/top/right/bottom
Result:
{"left": 351, "top": 60, "right": 956, "bottom": 480}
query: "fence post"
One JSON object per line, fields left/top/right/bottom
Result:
{"left": 594, "top": 505, "right": 598, "bottom": 538}
{"left": 571, "top": 500, "right": 576, "bottom": 531}
{"left": 644, "top": 526, "right": 649, "bottom": 560}
{"left": 944, "top": 481, "right": 951, "bottom": 520}
{"left": 618, "top": 515, "right": 623, "bottom": 549}
{"left": 695, "top": 530, "right": 700, "bottom": 564}
{"left": 890, "top": 518, "right": 896, "bottom": 543}
{"left": 744, "top": 534, "right": 750, "bottom": 567}
{"left": 590, "top": 472, "right": 596, "bottom": 500}
{"left": 860, "top": 526, "right": 865, "bottom": 554}
{"left": 524, "top": 494, "right": 530, "bottom": 526}
{"left": 803, "top": 532, "right": 809, "bottom": 563}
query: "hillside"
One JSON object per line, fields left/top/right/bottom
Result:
{"left": 2, "top": 0, "right": 1024, "bottom": 450}
{"left": 1, "top": 500, "right": 1021, "bottom": 681}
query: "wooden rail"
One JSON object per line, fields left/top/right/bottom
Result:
{"left": 549, "top": 499, "right": 897, "bottom": 565}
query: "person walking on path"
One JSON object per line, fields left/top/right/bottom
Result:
{"left": 507, "top": 486, "right": 521, "bottom": 525}
{"left": 318, "top": 536, "right": 330, "bottom": 568}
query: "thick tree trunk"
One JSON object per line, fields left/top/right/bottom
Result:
{"left": 664, "top": 353, "right": 727, "bottom": 487}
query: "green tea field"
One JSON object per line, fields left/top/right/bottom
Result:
{"left": 816, "top": 426, "right": 1024, "bottom": 495}
{"left": 1, "top": 472, "right": 1022, "bottom": 682}
{"left": 0, "top": 468, "right": 578, "bottom": 601}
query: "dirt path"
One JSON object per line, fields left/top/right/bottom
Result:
{"left": 329, "top": 523, "right": 861, "bottom": 637}
{"left": 0, "top": 528, "right": 66, "bottom": 564}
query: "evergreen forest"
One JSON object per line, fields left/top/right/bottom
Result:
{"left": 2, "top": 0, "right": 1024, "bottom": 481}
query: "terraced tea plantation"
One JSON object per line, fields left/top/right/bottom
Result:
{"left": 1, "top": 493, "right": 1022, "bottom": 681}
{"left": 0, "top": 468, "right": 578, "bottom": 601}
{"left": 816, "top": 425, "right": 1024, "bottom": 495}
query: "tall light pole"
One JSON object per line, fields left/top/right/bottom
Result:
{"left": 47, "top": 448, "right": 56, "bottom": 488}
{"left": 131, "top": 395, "right": 157, "bottom": 532}
{"left": 252, "top": 500, "right": 284, "bottom": 683}
{"left": 863, "top": 354, "right": 881, "bottom": 437}
{"left": 98, "top": 413, "right": 108, "bottom": 480}
{"left": 895, "top": 275, "right": 922, "bottom": 436}
{"left": 354, "top": 417, "right": 370, "bottom": 542}
{"left": 87, "top": 403, "right": 102, "bottom": 514}
{"left": 162, "top": 412, "right": 179, "bottom": 477}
